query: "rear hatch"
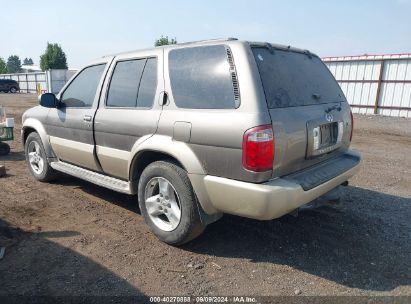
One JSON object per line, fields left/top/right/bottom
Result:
{"left": 252, "top": 46, "right": 353, "bottom": 177}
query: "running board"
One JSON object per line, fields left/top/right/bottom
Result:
{"left": 50, "top": 161, "right": 133, "bottom": 194}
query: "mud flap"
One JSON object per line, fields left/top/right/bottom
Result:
{"left": 196, "top": 201, "right": 223, "bottom": 225}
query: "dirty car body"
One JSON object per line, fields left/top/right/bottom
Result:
{"left": 21, "top": 39, "right": 361, "bottom": 244}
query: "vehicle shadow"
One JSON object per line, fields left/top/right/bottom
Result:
{"left": 48, "top": 174, "right": 411, "bottom": 292}
{"left": 0, "top": 218, "right": 148, "bottom": 300}
{"left": 0, "top": 150, "right": 26, "bottom": 161}
{"left": 55, "top": 174, "right": 140, "bottom": 214}
{"left": 184, "top": 186, "right": 411, "bottom": 292}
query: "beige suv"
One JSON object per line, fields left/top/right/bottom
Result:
{"left": 22, "top": 39, "right": 361, "bottom": 244}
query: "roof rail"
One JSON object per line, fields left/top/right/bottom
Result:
{"left": 176, "top": 38, "right": 238, "bottom": 46}
{"left": 102, "top": 38, "right": 239, "bottom": 58}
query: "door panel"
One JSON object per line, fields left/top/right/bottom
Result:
{"left": 46, "top": 58, "right": 113, "bottom": 171}
{"left": 94, "top": 108, "right": 162, "bottom": 178}
{"left": 47, "top": 107, "right": 100, "bottom": 170}
{"left": 94, "top": 49, "right": 164, "bottom": 179}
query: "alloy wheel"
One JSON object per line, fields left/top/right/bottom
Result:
{"left": 144, "top": 177, "right": 182, "bottom": 231}
{"left": 28, "top": 141, "right": 44, "bottom": 174}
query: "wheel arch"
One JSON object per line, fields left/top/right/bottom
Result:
{"left": 128, "top": 135, "right": 220, "bottom": 216}
{"left": 129, "top": 149, "right": 187, "bottom": 183}
{"left": 22, "top": 126, "right": 36, "bottom": 144}
{"left": 22, "top": 118, "right": 56, "bottom": 158}
{"left": 128, "top": 135, "right": 206, "bottom": 181}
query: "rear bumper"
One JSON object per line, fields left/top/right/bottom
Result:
{"left": 190, "top": 150, "right": 361, "bottom": 220}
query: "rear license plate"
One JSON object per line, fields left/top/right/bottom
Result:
{"left": 320, "top": 123, "right": 336, "bottom": 147}
{"left": 309, "top": 120, "right": 344, "bottom": 158}
{"left": 313, "top": 122, "right": 339, "bottom": 151}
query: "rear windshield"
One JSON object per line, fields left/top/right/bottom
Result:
{"left": 252, "top": 47, "right": 344, "bottom": 108}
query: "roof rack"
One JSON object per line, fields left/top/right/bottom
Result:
{"left": 103, "top": 38, "right": 239, "bottom": 58}
{"left": 176, "top": 38, "right": 238, "bottom": 46}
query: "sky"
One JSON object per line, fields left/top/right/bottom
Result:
{"left": 1, "top": 0, "right": 411, "bottom": 68}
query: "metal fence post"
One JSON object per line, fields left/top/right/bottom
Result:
{"left": 26, "top": 73, "right": 29, "bottom": 93}
{"left": 46, "top": 70, "right": 51, "bottom": 93}
{"left": 373, "top": 60, "right": 385, "bottom": 114}
{"left": 34, "top": 73, "right": 37, "bottom": 94}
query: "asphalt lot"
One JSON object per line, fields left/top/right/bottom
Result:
{"left": 0, "top": 93, "right": 410, "bottom": 298}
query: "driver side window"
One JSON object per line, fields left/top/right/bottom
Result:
{"left": 61, "top": 64, "right": 106, "bottom": 108}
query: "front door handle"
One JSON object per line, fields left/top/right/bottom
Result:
{"left": 83, "top": 115, "right": 92, "bottom": 122}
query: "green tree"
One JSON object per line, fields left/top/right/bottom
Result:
{"left": 23, "top": 57, "right": 34, "bottom": 65}
{"left": 40, "top": 42, "right": 68, "bottom": 71}
{"left": 6, "top": 55, "right": 22, "bottom": 73}
{"left": 155, "top": 35, "right": 177, "bottom": 47}
{"left": 0, "top": 57, "right": 7, "bottom": 74}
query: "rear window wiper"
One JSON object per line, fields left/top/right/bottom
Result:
{"left": 325, "top": 104, "right": 342, "bottom": 113}
{"left": 305, "top": 50, "right": 312, "bottom": 59}
{"left": 312, "top": 93, "right": 321, "bottom": 100}
{"left": 264, "top": 43, "right": 275, "bottom": 54}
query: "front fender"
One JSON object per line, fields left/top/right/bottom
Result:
{"left": 22, "top": 118, "right": 56, "bottom": 159}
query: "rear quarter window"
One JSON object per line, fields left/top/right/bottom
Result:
{"left": 168, "top": 45, "right": 238, "bottom": 109}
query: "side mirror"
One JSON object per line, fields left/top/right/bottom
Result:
{"left": 40, "top": 93, "right": 58, "bottom": 108}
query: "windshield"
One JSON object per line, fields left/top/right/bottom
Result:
{"left": 252, "top": 47, "right": 345, "bottom": 108}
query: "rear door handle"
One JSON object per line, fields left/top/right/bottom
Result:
{"left": 83, "top": 115, "right": 92, "bottom": 122}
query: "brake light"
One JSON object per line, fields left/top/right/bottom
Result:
{"left": 242, "top": 125, "right": 274, "bottom": 172}
{"left": 350, "top": 110, "right": 354, "bottom": 141}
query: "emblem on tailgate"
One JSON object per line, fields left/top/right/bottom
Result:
{"left": 325, "top": 113, "right": 334, "bottom": 122}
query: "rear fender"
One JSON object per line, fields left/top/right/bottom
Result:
{"left": 129, "top": 135, "right": 219, "bottom": 215}
{"left": 128, "top": 134, "right": 206, "bottom": 176}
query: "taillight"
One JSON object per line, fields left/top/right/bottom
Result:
{"left": 242, "top": 125, "right": 274, "bottom": 172}
{"left": 350, "top": 110, "right": 354, "bottom": 141}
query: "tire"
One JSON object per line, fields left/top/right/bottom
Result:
{"left": 25, "top": 132, "right": 58, "bottom": 182}
{"left": 138, "top": 161, "right": 206, "bottom": 245}
{"left": 0, "top": 142, "right": 10, "bottom": 155}
{"left": 9, "top": 87, "right": 17, "bottom": 93}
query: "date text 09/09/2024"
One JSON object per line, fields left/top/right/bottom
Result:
{"left": 149, "top": 296, "right": 259, "bottom": 303}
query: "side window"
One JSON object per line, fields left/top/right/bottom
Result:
{"left": 137, "top": 58, "right": 157, "bottom": 108}
{"left": 106, "top": 59, "right": 145, "bottom": 107}
{"left": 106, "top": 57, "right": 158, "bottom": 108}
{"left": 168, "top": 45, "right": 237, "bottom": 109}
{"left": 61, "top": 64, "right": 106, "bottom": 108}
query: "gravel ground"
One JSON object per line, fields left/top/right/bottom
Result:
{"left": 0, "top": 93, "right": 410, "bottom": 299}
